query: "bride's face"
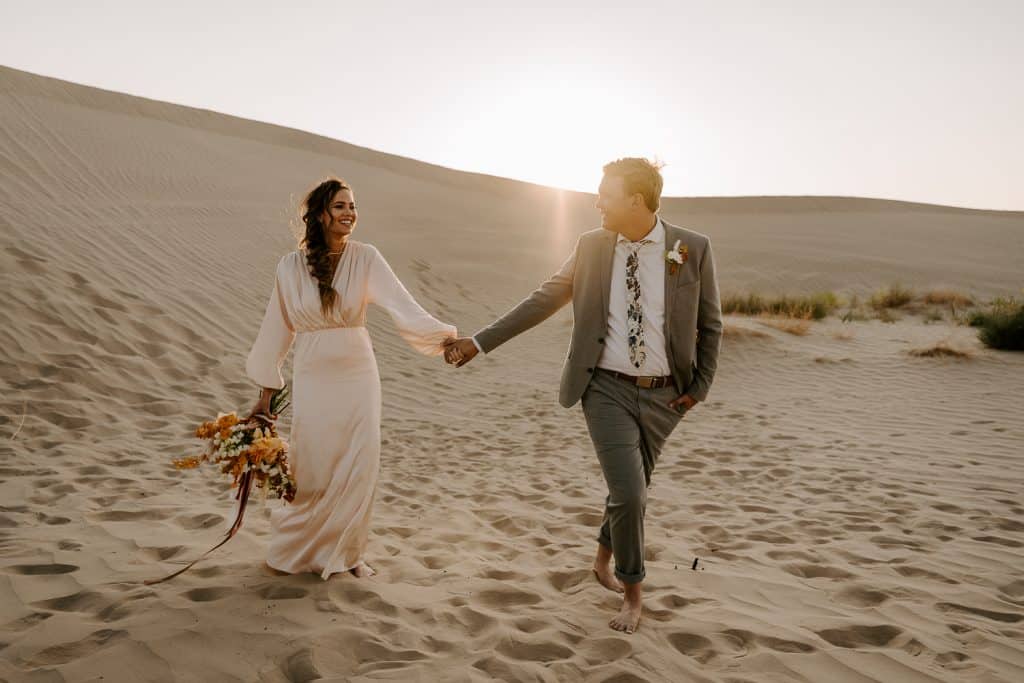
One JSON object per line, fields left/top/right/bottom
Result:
{"left": 321, "top": 188, "right": 358, "bottom": 241}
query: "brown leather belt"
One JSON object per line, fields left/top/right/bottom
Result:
{"left": 598, "top": 368, "right": 674, "bottom": 389}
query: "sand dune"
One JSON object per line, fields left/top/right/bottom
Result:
{"left": 1, "top": 65, "right": 1023, "bottom": 682}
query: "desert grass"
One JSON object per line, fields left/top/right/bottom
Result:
{"left": 869, "top": 283, "right": 915, "bottom": 310}
{"left": 922, "top": 289, "right": 975, "bottom": 308}
{"left": 722, "top": 292, "right": 839, "bottom": 320}
{"left": 758, "top": 317, "right": 811, "bottom": 336}
{"left": 726, "top": 286, "right": 990, "bottom": 327}
{"left": 909, "top": 341, "right": 973, "bottom": 359}
{"left": 877, "top": 308, "right": 901, "bottom": 323}
{"left": 724, "top": 324, "right": 770, "bottom": 339}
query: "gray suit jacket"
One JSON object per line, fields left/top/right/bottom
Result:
{"left": 475, "top": 220, "right": 723, "bottom": 408}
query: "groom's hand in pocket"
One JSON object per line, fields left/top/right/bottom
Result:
{"left": 668, "top": 394, "right": 698, "bottom": 414}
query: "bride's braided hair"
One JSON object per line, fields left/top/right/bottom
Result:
{"left": 299, "top": 177, "right": 350, "bottom": 315}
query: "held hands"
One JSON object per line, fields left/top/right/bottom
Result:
{"left": 668, "top": 394, "right": 699, "bottom": 414}
{"left": 442, "top": 337, "right": 480, "bottom": 368}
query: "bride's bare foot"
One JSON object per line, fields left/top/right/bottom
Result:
{"left": 593, "top": 543, "right": 624, "bottom": 593}
{"left": 609, "top": 584, "right": 642, "bottom": 634}
{"left": 350, "top": 561, "right": 375, "bottom": 578}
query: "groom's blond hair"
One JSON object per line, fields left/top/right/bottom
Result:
{"left": 602, "top": 157, "right": 664, "bottom": 212}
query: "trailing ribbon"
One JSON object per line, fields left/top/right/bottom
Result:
{"left": 144, "top": 469, "right": 254, "bottom": 585}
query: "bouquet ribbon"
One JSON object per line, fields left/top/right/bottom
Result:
{"left": 145, "top": 469, "right": 254, "bottom": 585}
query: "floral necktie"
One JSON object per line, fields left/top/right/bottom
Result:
{"left": 626, "top": 240, "right": 653, "bottom": 369}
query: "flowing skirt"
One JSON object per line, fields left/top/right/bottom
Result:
{"left": 266, "top": 326, "right": 381, "bottom": 579}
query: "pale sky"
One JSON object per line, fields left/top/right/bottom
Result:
{"left": 2, "top": 0, "right": 1022, "bottom": 210}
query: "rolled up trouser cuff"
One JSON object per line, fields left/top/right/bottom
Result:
{"left": 615, "top": 566, "right": 646, "bottom": 584}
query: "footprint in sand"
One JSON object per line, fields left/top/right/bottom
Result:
{"left": 35, "top": 590, "right": 111, "bottom": 614}
{"left": 143, "top": 545, "right": 186, "bottom": 561}
{"left": 545, "top": 568, "right": 590, "bottom": 592}
{"left": 721, "top": 628, "right": 817, "bottom": 654}
{"left": 893, "top": 564, "right": 958, "bottom": 585}
{"left": 27, "top": 629, "right": 127, "bottom": 667}
{"left": 5, "top": 563, "right": 78, "bottom": 575}
{"left": 472, "top": 655, "right": 521, "bottom": 681}
{"left": 577, "top": 635, "right": 632, "bottom": 665}
{"left": 667, "top": 632, "right": 716, "bottom": 664}
{"left": 815, "top": 624, "right": 902, "bottom": 648}
{"left": 782, "top": 563, "right": 856, "bottom": 580}
{"left": 95, "top": 508, "right": 174, "bottom": 522}
{"left": 257, "top": 584, "right": 309, "bottom": 600}
{"left": 936, "top": 602, "right": 1023, "bottom": 624}
{"left": 972, "top": 534, "right": 1023, "bottom": 548}
{"left": 511, "top": 616, "right": 547, "bottom": 634}
{"left": 476, "top": 587, "right": 542, "bottom": 607}
{"left": 495, "top": 637, "right": 574, "bottom": 663}
{"left": 282, "top": 648, "right": 321, "bottom": 683}
{"left": 936, "top": 651, "right": 973, "bottom": 670}
{"left": 354, "top": 638, "right": 428, "bottom": 665}
{"left": 834, "top": 585, "right": 893, "bottom": 607}
{"left": 174, "top": 512, "right": 225, "bottom": 529}
{"left": 479, "top": 568, "right": 523, "bottom": 581}
{"left": 182, "top": 586, "right": 234, "bottom": 602}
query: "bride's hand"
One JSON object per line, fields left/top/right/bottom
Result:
{"left": 246, "top": 396, "right": 276, "bottom": 424}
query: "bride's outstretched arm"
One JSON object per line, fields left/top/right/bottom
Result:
{"left": 367, "top": 245, "right": 456, "bottom": 355}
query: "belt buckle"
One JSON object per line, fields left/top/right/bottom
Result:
{"left": 637, "top": 376, "right": 655, "bottom": 389}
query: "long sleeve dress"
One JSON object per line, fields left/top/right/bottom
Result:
{"left": 246, "top": 242, "right": 455, "bottom": 579}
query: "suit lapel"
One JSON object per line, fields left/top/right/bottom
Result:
{"left": 598, "top": 229, "right": 616, "bottom": 322}
{"left": 663, "top": 223, "right": 681, "bottom": 329}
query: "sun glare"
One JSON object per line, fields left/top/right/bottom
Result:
{"left": 452, "top": 69, "right": 664, "bottom": 195}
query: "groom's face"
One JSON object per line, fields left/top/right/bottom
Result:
{"left": 596, "top": 174, "right": 636, "bottom": 234}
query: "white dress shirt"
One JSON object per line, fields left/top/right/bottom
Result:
{"left": 596, "top": 217, "right": 670, "bottom": 376}
{"left": 471, "top": 217, "right": 670, "bottom": 377}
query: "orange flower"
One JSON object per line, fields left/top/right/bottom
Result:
{"left": 172, "top": 455, "right": 205, "bottom": 469}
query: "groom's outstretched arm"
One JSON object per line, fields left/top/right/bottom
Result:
{"left": 472, "top": 237, "right": 580, "bottom": 355}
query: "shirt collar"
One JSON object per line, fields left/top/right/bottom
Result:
{"left": 617, "top": 216, "right": 665, "bottom": 246}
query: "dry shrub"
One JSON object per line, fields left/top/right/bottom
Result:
{"left": 870, "top": 283, "right": 915, "bottom": 310}
{"left": 909, "top": 342, "right": 973, "bottom": 359}
{"left": 759, "top": 317, "right": 811, "bottom": 336}
{"left": 969, "top": 297, "right": 1024, "bottom": 351}
{"left": 923, "top": 289, "right": 974, "bottom": 308}
{"left": 722, "top": 292, "right": 839, "bottom": 320}
{"left": 832, "top": 329, "right": 854, "bottom": 341}
{"left": 724, "top": 324, "right": 770, "bottom": 339}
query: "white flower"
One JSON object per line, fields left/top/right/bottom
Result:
{"left": 666, "top": 240, "right": 685, "bottom": 264}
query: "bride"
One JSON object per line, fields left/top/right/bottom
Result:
{"left": 245, "top": 177, "right": 455, "bottom": 579}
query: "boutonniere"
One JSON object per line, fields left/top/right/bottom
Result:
{"left": 665, "top": 240, "right": 688, "bottom": 275}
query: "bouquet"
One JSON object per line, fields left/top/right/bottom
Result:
{"left": 147, "top": 387, "right": 295, "bottom": 585}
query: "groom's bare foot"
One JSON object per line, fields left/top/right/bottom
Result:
{"left": 593, "top": 543, "right": 624, "bottom": 593}
{"left": 592, "top": 564, "right": 624, "bottom": 593}
{"left": 351, "top": 561, "right": 376, "bottom": 578}
{"left": 609, "top": 584, "right": 642, "bottom": 634}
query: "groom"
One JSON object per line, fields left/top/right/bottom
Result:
{"left": 444, "top": 158, "right": 722, "bottom": 633}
